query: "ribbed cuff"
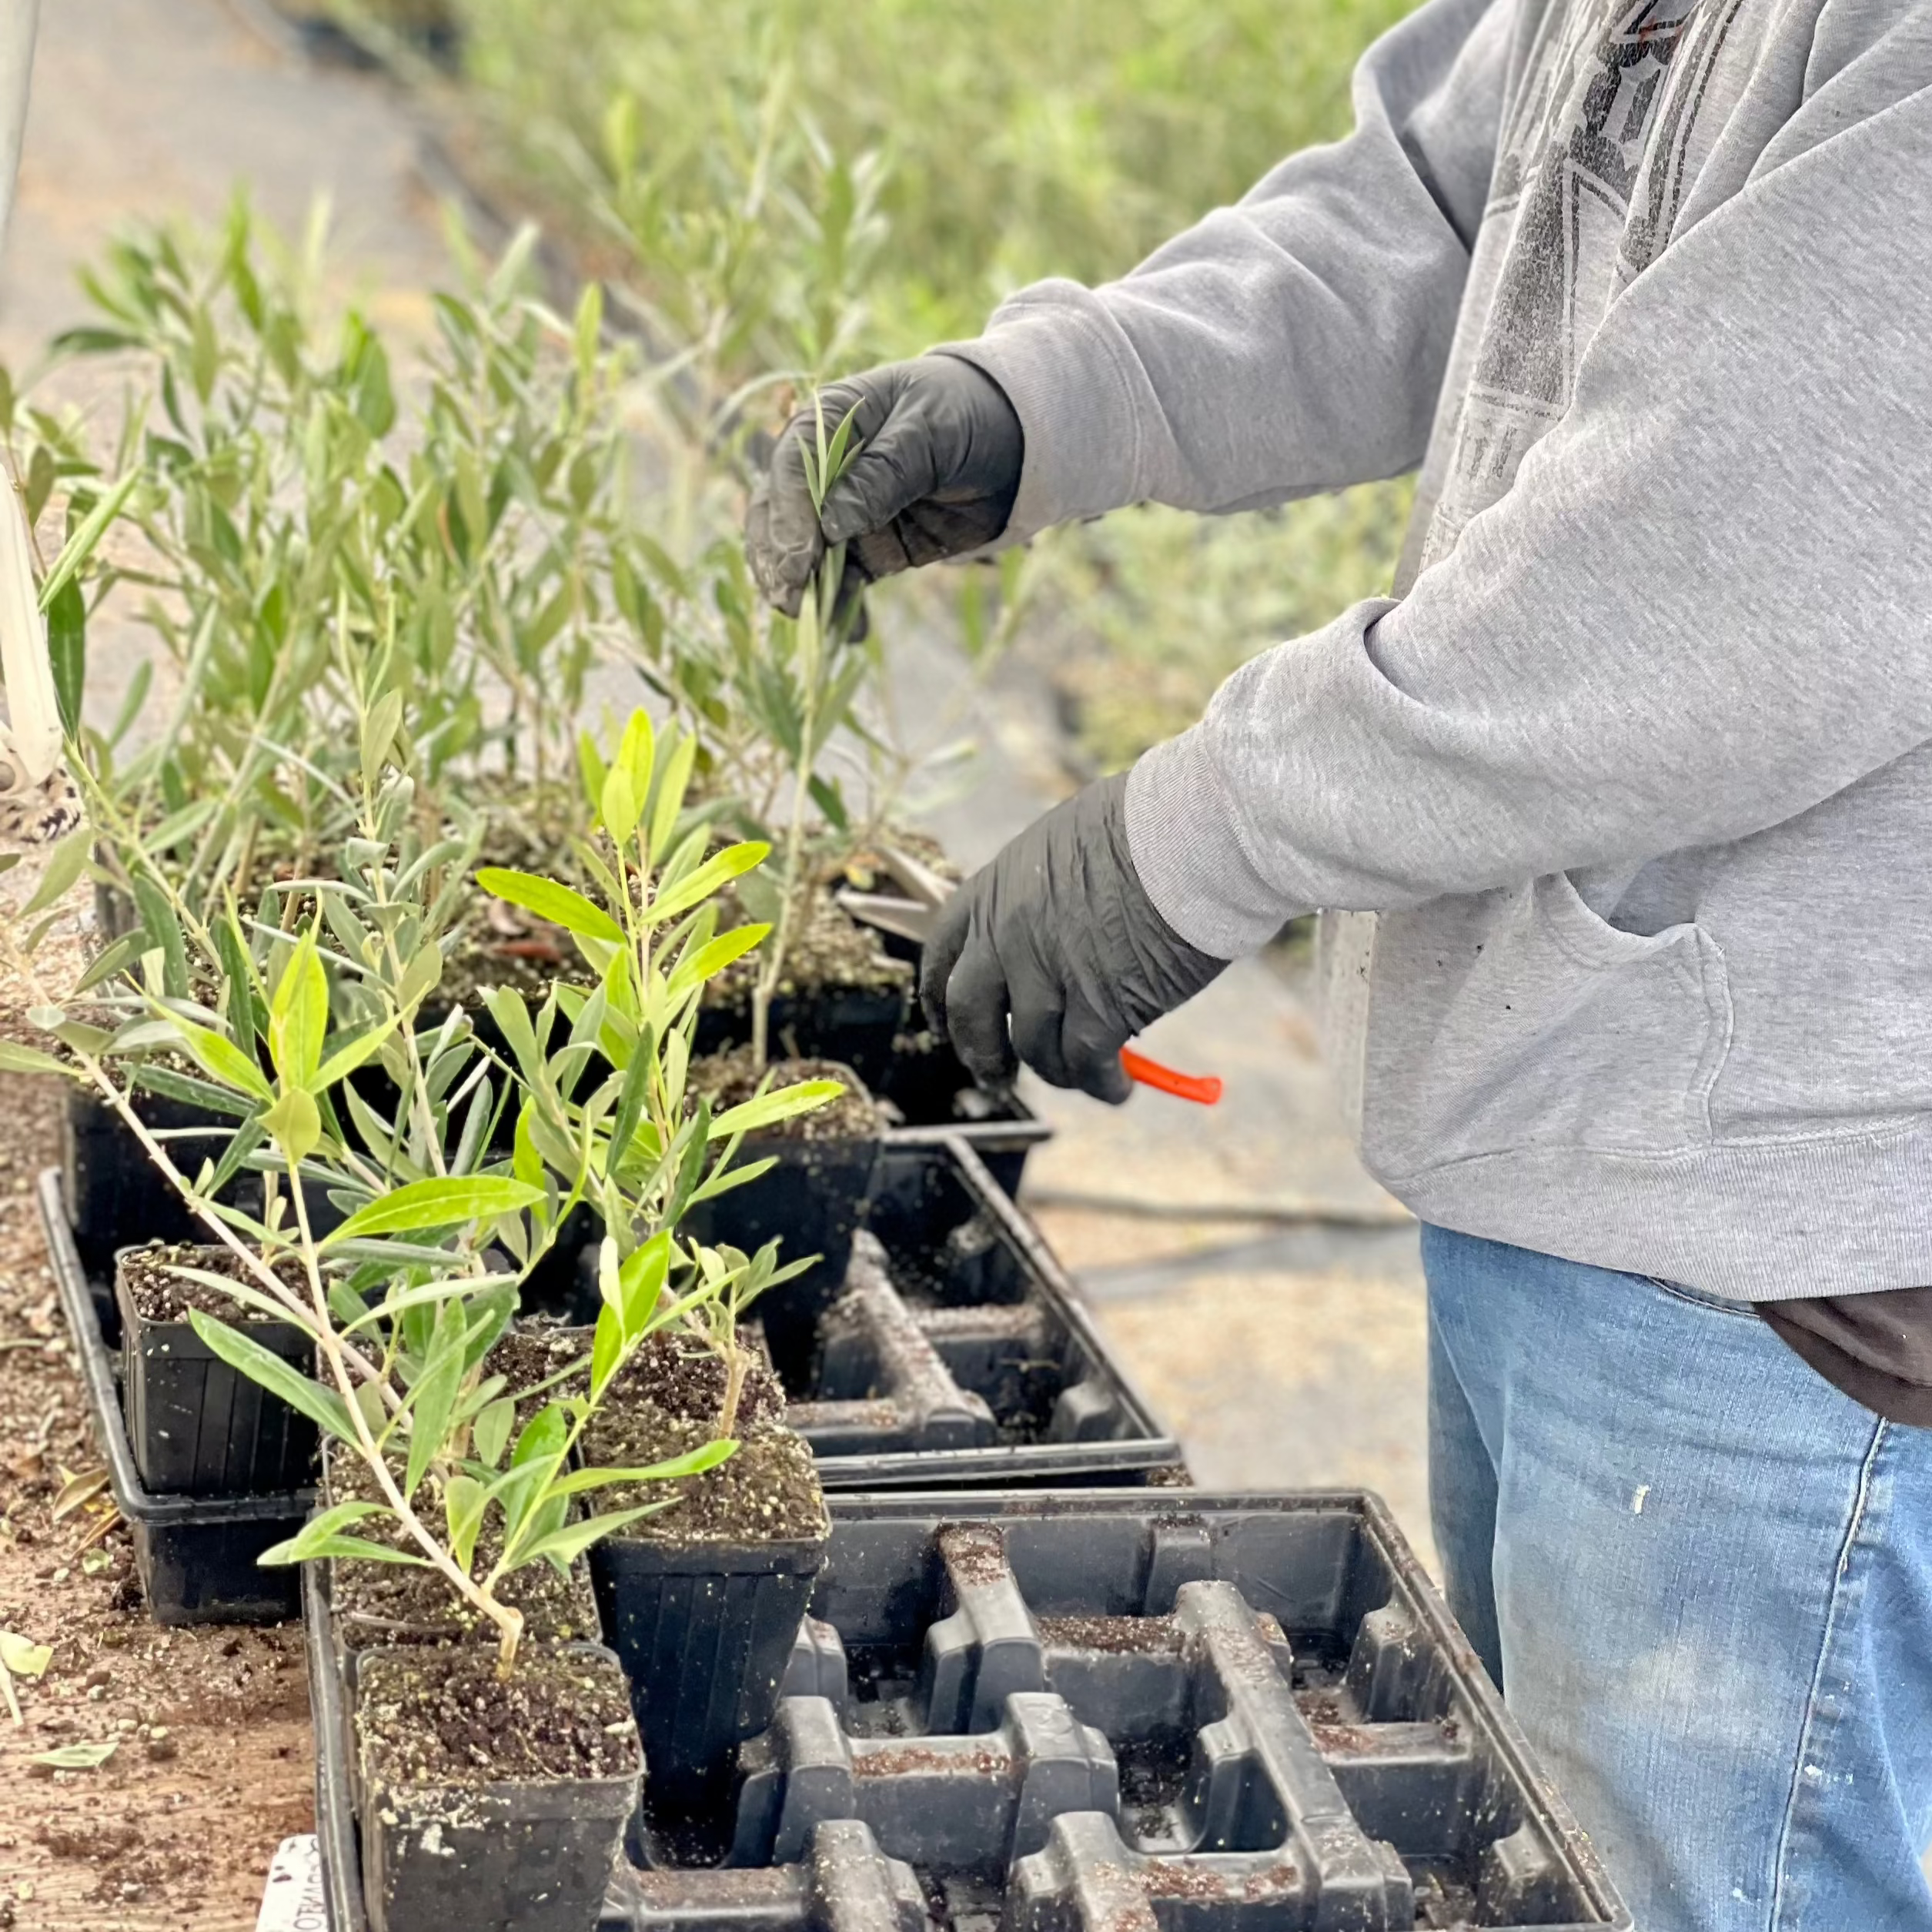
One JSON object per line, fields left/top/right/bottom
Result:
{"left": 1124, "top": 731, "right": 1315, "bottom": 959}
{"left": 934, "top": 289, "right": 1145, "bottom": 542}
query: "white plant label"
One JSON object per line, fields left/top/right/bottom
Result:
{"left": 256, "top": 1834, "right": 327, "bottom": 1932}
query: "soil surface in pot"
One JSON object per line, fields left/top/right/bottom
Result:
{"left": 706, "top": 887, "right": 911, "bottom": 1009}
{"left": 323, "top": 1459, "right": 600, "bottom": 1647}
{"left": 357, "top": 1644, "right": 637, "bottom": 1789}
{"left": 485, "top": 1322, "right": 592, "bottom": 1426}
{"left": 601, "top": 1329, "right": 786, "bottom": 1434}
{"left": 691, "top": 1046, "right": 883, "bottom": 1141}
{"left": 119, "top": 1243, "right": 309, "bottom": 1323}
{"left": 582, "top": 1402, "right": 826, "bottom": 1546}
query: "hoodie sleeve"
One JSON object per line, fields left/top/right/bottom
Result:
{"left": 1121, "top": 62, "right": 1932, "bottom": 958}
{"left": 938, "top": 0, "right": 1514, "bottom": 540}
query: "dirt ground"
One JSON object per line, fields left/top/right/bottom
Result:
{"left": 0, "top": 1076, "right": 313, "bottom": 1932}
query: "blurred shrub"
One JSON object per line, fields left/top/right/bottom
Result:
{"left": 440, "top": 0, "right": 1410, "bottom": 356}
{"left": 1039, "top": 482, "right": 1413, "bottom": 770}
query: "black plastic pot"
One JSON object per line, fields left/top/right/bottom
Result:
{"left": 355, "top": 1640, "right": 642, "bottom": 1932}
{"left": 696, "top": 982, "right": 911, "bottom": 1098}
{"left": 63, "top": 1085, "right": 256, "bottom": 1292}
{"left": 40, "top": 1172, "right": 310, "bottom": 1623}
{"left": 592, "top": 1522, "right": 829, "bottom": 1812}
{"left": 680, "top": 1115, "right": 884, "bottom": 1387}
{"left": 116, "top": 1247, "right": 317, "bottom": 1497}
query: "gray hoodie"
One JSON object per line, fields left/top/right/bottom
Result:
{"left": 948, "top": 0, "right": 1932, "bottom": 1299}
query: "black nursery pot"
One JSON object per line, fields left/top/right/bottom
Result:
{"left": 355, "top": 1643, "right": 642, "bottom": 1932}
{"left": 694, "top": 981, "right": 910, "bottom": 1098}
{"left": 871, "top": 1028, "right": 1052, "bottom": 1199}
{"left": 680, "top": 1066, "right": 884, "bottom": 1386}
{"left": 115, "top": 1245, "right": 318, "bottom": 1498}
{"left": 591, "top": 1524, "right": 828, "bottom": 1813}
{"left": 40, "top": 1175, "right": 309, "bottom": 1624}
{"left": 65, "top": 1086, "right": 254, "bottom": 1293}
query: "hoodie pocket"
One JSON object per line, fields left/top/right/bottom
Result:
{"left": 1360, "top": 871, "right": 1733, "bottom": 1179}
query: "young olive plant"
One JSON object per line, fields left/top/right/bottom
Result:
{"left": 2, "top": 703, "right": 730, "bottom": 1676}
{"left": 48, "top": 204, "right": 643, "bottom": 908}
{"left": 478, "top": 706, "right": 841, "bottom": 1439}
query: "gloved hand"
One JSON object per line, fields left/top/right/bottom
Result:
{"left": 921, "top": 773, "right": 1228, "bottom": 1103}
{"left": 745, "top": 356, "right": 1024, "bottom": 620}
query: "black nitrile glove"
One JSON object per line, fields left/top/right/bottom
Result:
{"left": 745, "top": 356, "right": 1024, "bottom": 620}
{"left": 921, "top": 773, "right": 1228, "bottom": 1104}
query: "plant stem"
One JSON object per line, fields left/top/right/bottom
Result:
{"left": 285, "top": 1159, "right": 526, "bottom": 1676}
{"left": 717, "top": 1337, "right": 748, "bottom": 1442}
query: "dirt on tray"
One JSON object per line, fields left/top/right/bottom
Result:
{"left": 117, "top": 1244, "right": 310, "bottom": 1325}
{"left": 356, "top": 1644, "right": 637, "bottom": 1790}
{"left": 0, "top": 1075, "right": 313, "bottom": 1930}
{"left": 690, "top": 1046, "right": 883, "bottom": 1142}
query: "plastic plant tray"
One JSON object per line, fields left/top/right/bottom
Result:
{"left": 38, "top": 1169, "right": 312, "bottom": 1626}
{"left": 793, "top": 1138, "right": 1179, "bottom": 1489}
{"left": 553, "top": 1138, "right": 1179, "bottom": 1489}
{"left": 307, "top": 1489, "right": 1629, "bottom": 1932}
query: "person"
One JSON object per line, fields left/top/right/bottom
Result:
{"left": 746, "top": 2, "right": 1932, "bottom": 1926}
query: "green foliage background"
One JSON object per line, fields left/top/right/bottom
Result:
{"left": 354, "top": 0, "right": 1419, "bottom": 764}
{"left": 443, "top": 0, "right": 1410, "bottom": 352}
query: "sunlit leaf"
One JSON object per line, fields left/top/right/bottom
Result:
{"left": 707, "top": 1080, "right": 844, "bottom": 1140}
{"left": 323, "top": 1175, "right": 543, "bottom": 1246}
{"left": 476, "top": 869, "right": 623, "bottom": 945}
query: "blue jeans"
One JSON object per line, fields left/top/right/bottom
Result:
{"left": 1425, "top": 1224, "right": 1932, "bottom": 1932}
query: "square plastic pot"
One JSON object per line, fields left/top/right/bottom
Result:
{"left": 62, "top": 1085, "right": 258, "bottom": 1295}
{"left": 116, "top": 1248, "right": 318, "bottom": 1497}
{"left": 680, "top": 1130, "right": 884, "bottom": 1385}
{"left": 355, "top": 1641, "right": 643, "bottom": 1932}
{"left": 38, "top": 1172, "right": 309, "bottom": 1623}
{"left": 696, "top": 981, "right": 911, "bottom": 1097}
{"left": 871, "top": 1029, "right": 1051, "bottom": 1198}
{"left": 590, "top": 1525, "right": 829, "bottom": 1811}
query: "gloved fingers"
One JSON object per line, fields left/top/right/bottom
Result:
{"left": 941, "top": 939, "right": 1020, "bottom": 1091}
{"left": 850, "top": 520, "right": 916, "bottom": 585}
{"left": 749, "top": 379, "right": 869, "bottom": 612}
{"left": 1009, "top": 998, "right": 1073, "bottom": 1091}
{"left": 744, "top": 472, "right": 805, "bottom": 620}
{"left": 819, "top": 413, "right": 946, "bottom": 556}
{"left": 746, "top": 431, "right": 821, "bottom": 616}
{"left": 919, "top": 886, "right": 972, "bottom": 1044}
{"left": 1059, "top": 996, "right": 1134, "bottom": 1105}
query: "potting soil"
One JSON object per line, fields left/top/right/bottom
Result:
{"left": 692, "top": 1045, "right": 886, "bottom": 1142}
{"left": 323, "top": 1456, "right": 603, "bottom": 1649}
{"left": 356, "top": 1644, "right": 637, "bottom": 1788}
{"left": 582, "top": 1403, "right": 829, "bottom": 1545}
{"left": 119, "top": 1242, "right": 309, "bottom": 1323}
